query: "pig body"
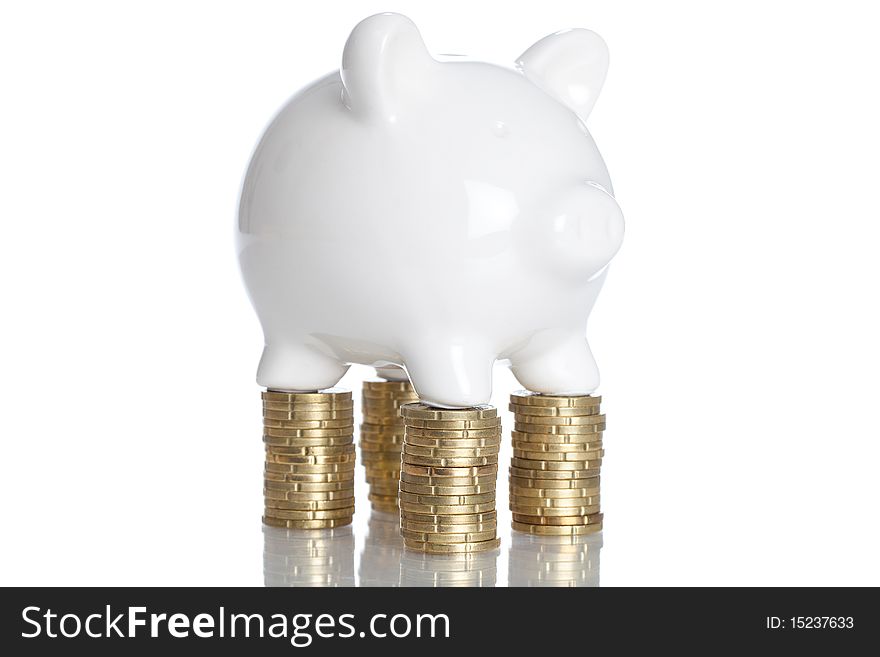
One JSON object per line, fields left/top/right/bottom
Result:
{"left": 237, "top": 14, "right": 624, "bottom": 407}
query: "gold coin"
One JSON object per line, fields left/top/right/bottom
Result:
{"left": 359, "top": 441, "right": 403, "bottom": 453}
{"left": 361, "top": 420, "right": 406, "bottom": 431}
{"left": 512, "top": 414, "right": 605, "bottom": 426}
{"left": 367, "top": 475, "right": 399, "bottom": 486}
{"left": 263, "top": 388, "right": 351, "bottom": 401}
{"left": 266, "top": 452, "right": 356, "bottom": 465}
{"left": 508, "top": 474, "right": 600, "bottom": 489}
{"left": 359, "top": 430, "right": 405, "bottom": 441}
{"left": 399, "top": 501, "right": 496, "bottom": 515}
{"left": 399, "top": 491, "right": 496, "bottom": 506}
{"left": 404, "top": 427, "right": 501, "bottom": 440}
{"left": 363, "top": 390, "right": 409, "bottom": 402}
{"left": 264, "top": 471, "right": 354, "bottom": 484}
{"left": 508, "top": 486, "right": 599, "bottom": 500}
{"left": 401, "top": 510, "right": 497, "bottom": 524}
{"left": 365, "top": 482, "right": 402, "bottom": 493}
{"left": 512, "top": 512, "right": 603, "bottom": 526}
{"left": 263, "top": 409, "right": 355, "bottom": 421}
{"left": 510, "top": 457, "right": 602, "bottom": 471}
{"left": 509, "top": 496, "right": 601, "bottom": 511}
{"left": 512, "top": 448, "right": 604, "bottom": 462}
{"left": 403, "top": 538, "right": 501, "bottom": 553}
{"left": 367, "top": 489, "right": 397, "bottom": 505}
{"left": 263, "top": 400, "right": 354, "bottom": 411}
{"left": 403, "top": 417, "right": 500, "bottom": 430}
{"left": 402, "top": 463, "right": 498, "bottom": 478}
{"left": 263, "top": 419, "right": 354, "bottom": 431}
{"left": 402, "top": 454, "right": 498, "bottom": 468}
{"left": 509, "top": 402, "right": 601, "bottom": 417}
{"left": 511, "top": 522, "right": 603, "bottom": 536}
{"left": 400, "top": 481, "right": 496, "bottom": 496}
{"left": 263, "top": 479, "right": 354, "bottom": 492}
{"left": 402, "top": 519, "right": 497, "bottom": 534}
{"left": 509, "top": 504, "right": 601, "bottom": 517}
{"left": 362, "top": 399, "right": 410, "bottom": 409}
{"left": 514, "top": 422, "right": 605, "bottom": 435}
{"left": 264, "top": 506, "right": 355, "bottom": 521}
{"left": 359, "top": 459, "right": 401, "bottom": 470}
{"left": 368, "top": 492, "right": 399, "bottom": 504}
{"left": 400, "top": 528, "right": 497, "bottom": 544}
{"left": 402, "top": 444, "right": 500, "bottom": 459}
{"left": 400, "top": 472, "right": 495, "bottom": 487}
{"left": 265, "top": 497, "right": 355, "bottom": 511}
{"left": 267, "top": 444, "right": 355, "bottom": 456}
{"left": 263, "top": 487, "right": 354, "bottom": 502}
{"left": 511, "top": 439, "right": 603, "bottom": 453}
{"left": 366, "top": 490, "right": 400, "bottom": 501}
{"left": 264, "top": 425, "right": 354, "bottom": 437}
{"left": 403, "top": 435, "right": 501, "bottom": 449}
{"left": 510, "top": 431, "right": 604, "bottom": 444}
{"left": 265, "top": 460, "right": 356, "bottom": 474}
{"left": 263, "top": 435, "right": 354, "bottom": 447}
{"left": 509, "top": 391, "right": 601, "bottom": 407}
{"left": 508, "top": 466, "right": 600, "bottom": 480}
{"left": 262, "top": 516, "right": 353, "bottom": 530}
{"left": 365, "top": 469, "right": 400, "bottom": 479}
{"left": 360, "top": 429, "right": 403, "bottom": 440}
{"left": 363, "top": 434, "right": 404, "bottom": 446}
{"left": 400, "top": 403, "right": 498, "bottom": 421}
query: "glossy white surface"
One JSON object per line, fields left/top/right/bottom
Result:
{"left": 264, "top": 512, "right": 602, "bottom": 587}
{"left": 237, "top": 13, "right": 624, "bottom": 407}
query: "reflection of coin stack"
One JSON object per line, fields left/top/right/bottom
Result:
{"left": 359, "top": 511, "right": 404, "bottom": 587}
{"left": 263, "top": 525, "right": 355, "bottom": 587}
{"left": 399, "top": 403, "right": 501, "bottom": 554}
{"left": 400, "top": 549, "right": 498, "bottom": 586}
{"left": 508, "top": 391, "right": 605, "bottom": 535}
{"left": 262, "top": 390, "right": 355, "bottom": 529}
{"left": 359, "top": 380, "right": 419, "bottom": 513}
{"left": 508, "top": 532, "right": 603, "bottom": 587}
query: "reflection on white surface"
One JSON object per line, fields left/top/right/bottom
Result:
{"left": 359, "top": 511, "right": 404, "bottom": 587}
{"left": 264, "top": 513, "right": 601, "bottom": 586}
{"left": 360, "top": 510, "right": 499, "bottom": 587}
{"left": 263, "top": 524, "right": 355, "bottom": 587}
{"left": 508, "top": 531, "right": 603, "bottom": 587}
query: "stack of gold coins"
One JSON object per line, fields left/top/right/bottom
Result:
{"left": 359, "top": 380, "right": 419, "bottom": 512}
{"left": 263, "top": 525, "right": 355, "bottom": 587}
{"left": 508, "top": 391, "right": 605, "bottom": 536}
{"left": 399, "top": 403, "right": 501, "bottom": 554}
{"left": 508, "top": 532, "right": 603, "bottom": 587}
{"left": 262, "top": 389, "right": 355, "bottom": 529}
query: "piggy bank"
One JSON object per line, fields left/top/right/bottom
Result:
{"left": 237, "top": 13, "right": 624, "bottom": 408}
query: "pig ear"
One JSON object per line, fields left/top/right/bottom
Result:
{"left": 517, "top": 29, "right": 609, "bottom": 121}
{"left": 341, "top": 13, "right": 436, "bottom": 121}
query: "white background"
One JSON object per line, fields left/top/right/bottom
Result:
{"left": 1, "top": 0, "right": 879, "bottom": 586}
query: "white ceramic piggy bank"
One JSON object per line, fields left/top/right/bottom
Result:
{"left": 238, "top": 13, "right": 624, "bottom": 408}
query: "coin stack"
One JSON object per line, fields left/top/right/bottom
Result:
{"left": 359, "top": 380, "right": 419, "bottom": 513}
{"left": 508, "top": 532, "right": 603, "bottom": 587}
{"left": 263, "top": 525, "right": 355, "bottom": 587}
{"left": 508, "top": 391, "right": 605, "bottom": 536}
{"left": 262, "top": 389, "right": 355, "bottom": 529}
{"left": 399, "top": 403, "right": 501, "bottom": 554}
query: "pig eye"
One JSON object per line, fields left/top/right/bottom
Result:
{"left": 493, "top": 121, "right": 510, "bottom": 138}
